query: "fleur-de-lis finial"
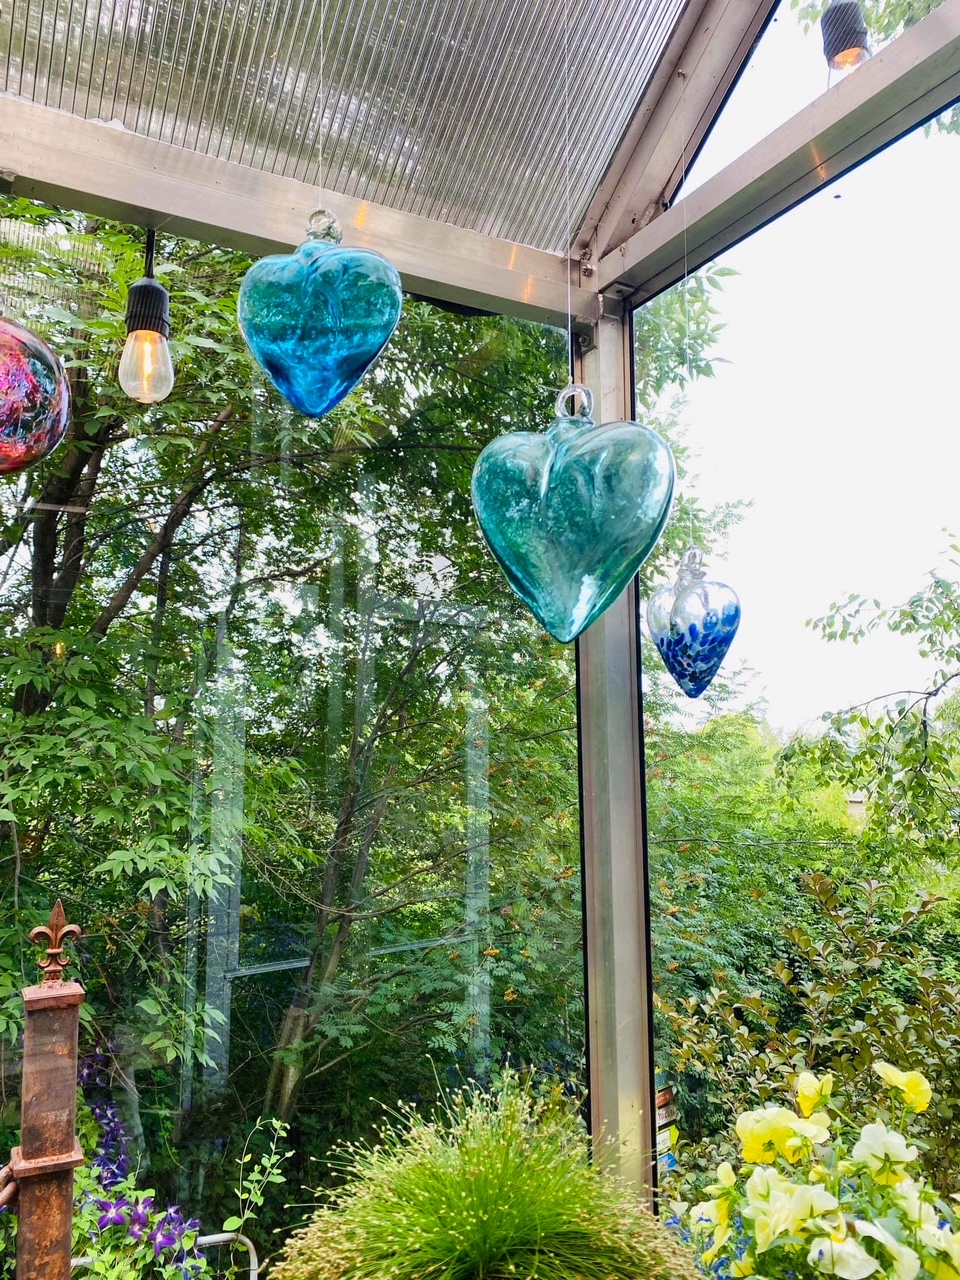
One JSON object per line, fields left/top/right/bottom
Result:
{"left": 29, "top": 900, "right": 81, "bottom": 983}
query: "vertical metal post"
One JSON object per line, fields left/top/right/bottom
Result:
{"left": 464, "top": 685, "right": 491, "bottom": 1076}
{"left": 10, "top": 901, "right": 85, "bottom": 1280}
{"left": 203, "top": 624, "right": 246, "bottom": 1086}
{"left": 575, "top": 310, "right": 657, "bottom": 1200}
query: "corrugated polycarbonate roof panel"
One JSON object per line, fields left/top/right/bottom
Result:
{"left": 0, "top": 0, "right": 688, "bottom": 253}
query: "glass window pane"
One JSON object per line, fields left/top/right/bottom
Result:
{"left": 0, "top": 203, "right": 583, "bottom": 1262}
{"left": 634, "top": 120, "right": 960, "bottom": 1189}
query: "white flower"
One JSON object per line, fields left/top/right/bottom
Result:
{"left": 851, "top": 1123, "right": 918, "bottom": 1185}
{"left": 893, "top": 1178, "right": 939, "bottom": 1230}
{"left": 855, "top": 1220, "right": 921, "bottom": 1280}
{"left": 808, "top": 1235, "right": 880, "bottom": 1279}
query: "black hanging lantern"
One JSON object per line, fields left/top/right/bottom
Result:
{"left": 821, "top": 0, "right": 870, "bottom": 71}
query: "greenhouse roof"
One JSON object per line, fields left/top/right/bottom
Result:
{"left": 0, "top": 0, "right": 776, "bottom": 251}
{"left": 0, "top": 0, "right": 958, "bottom": 326}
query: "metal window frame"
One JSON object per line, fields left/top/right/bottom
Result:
{"left": 599, "top": 0, "right": 960, "bottom": 305}
{"left": 1, "top": 0, "right": 958, "bottom": 1198}
{"left": 576, "top": 311, "right": 658, "bottom": 1199}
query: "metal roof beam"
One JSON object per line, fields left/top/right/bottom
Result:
{"left": 598, "top": 0, "right": 960, "bottom": 303}
{"left": 575, "top": 0, "right": 778, "bottom": 261}
{"left": 0, "top": 96, "right": 598, "bottom": 329}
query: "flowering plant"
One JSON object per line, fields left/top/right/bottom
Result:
{"left": 684, "top": 1062, "right": 960, "bottom": 1280}
{"left": 72, "top": 1164, "right": 208, "bottom": 1280}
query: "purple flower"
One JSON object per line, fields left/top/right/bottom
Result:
{"left": 78, "top": 1048, "right": 109, "bottom": 1091}
{"left": 94, "top": 1196, "right": 130, "bottom": 1229}
{"left": 149, "top": 1208, "right": 185, "bottom": 1256}
{"left": 126, "top": 1197, "right": 154, "bottom": 1242}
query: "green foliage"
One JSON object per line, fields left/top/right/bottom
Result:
{"left": 647, "top": 713, "right": 857, "bottom": 1007}
{"left": 222, "top": 1116, "right": 293, "bottom": 1236}
{"left": 783, "top": 566, "right": 960, "bottom": 876}
{"left": 271, "top": 1074, "right": 699, "bottom": 1280}
{"left": 657, "top": 876, "right": 960, "bottom": 1197}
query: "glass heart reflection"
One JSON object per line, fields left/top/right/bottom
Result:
{"left": 647, "top": 547, "right": 740, "bottom": 697}
{"left": 0, "top": 316, "right": 70, "bottom": 476}
{"left": 472, "top": 385, "right": 675, "bottom": 643}
{"left": 238, "top": 211, "right": 403, "bottom": 419}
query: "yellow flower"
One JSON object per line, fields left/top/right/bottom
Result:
{"left": 743, "top": 1171, "right": 839, "bottom": 1253}
{"left": 872, "top": 1062, "right": 932, "bottom": 1113}
{"left": 691, "top": 1198, "right": 729, "bottom": 1229}
{"left": 736, "top": 1106, "right": 829, "bottom": 1164}
{"left": 731, "top": 1257, "right": 756, "bottom": 1277}
{"left": 691, "top": 1198, "right": 732, "bottom": 1265}
{"left": 737, "top": 1107, "right": 792, "bottom": 1164}
{"left": 707, "top": 1161, "right": 737, "bottom": 1193}
{"left": 796, "top": 1071, "right": 834, "bottom": 1118}
{"left": 744, "top": 1165, "right": 790, "bottom": 1206}
{"left": 783, "top": 1113, "right": 832, "bottom": 1163}
{"left": 702, "top": 1223, "right": 733, "bottom": 1264}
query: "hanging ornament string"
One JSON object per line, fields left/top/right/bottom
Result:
{"left": 675, "top": 63, "right": 701, "bottom": 555}
{"left": 642, "top": 66, "right": 742, "bottom": 699}
{"left": 238, "top": 0, "right": 403, "bottom": 421}
{"left": 318, "top": 0, "right": 325, "bottom": 196}
{"left": 563, "top": 0, "right": 574, "bottom": 378}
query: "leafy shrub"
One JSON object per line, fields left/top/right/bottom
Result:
{"left": 657, "top": 877, "right": 960, "bottom": 1195}
{"left": 272, "top": 1074, "right": 697, "bottom": 1280}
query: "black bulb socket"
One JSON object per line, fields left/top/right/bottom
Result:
{"left": 124, "top": 275, "right": 170, "bottom": 339}
{"left": 821, "top": 0, "right": 869, "bottom": 66}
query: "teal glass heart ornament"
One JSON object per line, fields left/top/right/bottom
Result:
{"left": 238, "top": 210, "right": 403, "bottom": 418}
{"left": 646, "top": 547, "right": 741, "bottom": 697}
{"left": 472, "top": 385, "right": 675, "bottom": 643}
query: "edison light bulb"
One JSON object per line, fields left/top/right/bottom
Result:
{"left": 118, "top": 329, "right": 175, "bottom": 403}
{"left": 830, "top": 44, "right": 869, "bottom": 70}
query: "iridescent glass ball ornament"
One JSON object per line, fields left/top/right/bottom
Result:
{"left": 238, "top": 209, "right": 403, "bottom": 418}
{"left": 0, "top": 315, "right": 70, "bottom": 476}
{"left": 647, "top": 546, "right": 741, "bottom": 697}
{"left": 472, "top": 384, "right": 675, "bottom": 643}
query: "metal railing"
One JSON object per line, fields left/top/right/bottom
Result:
{"left": 72, "top": 1230, "right": 259, "bottom": 1278}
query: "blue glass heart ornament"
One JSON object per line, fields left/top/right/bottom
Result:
{"left": 646, "top": 547, "right": 741, "bottom": 697}
{"left": 472, "top": 385, "right": 675, "bottom": 643}
{"left": 238, "top": 210, "right": 403, "bottom": 418}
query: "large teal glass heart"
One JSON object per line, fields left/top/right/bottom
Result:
{"left": 238, "top": 211, "right": 403, "bottom": 419}
{"left": 472, "top": 386, "right": 675, "bottom": 643}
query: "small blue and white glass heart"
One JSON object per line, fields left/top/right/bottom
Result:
{"left": 646, "top": 547, "right": 740, "bottom": 697}
{"left": 472, "top": 384, "right": 675, "bottom": 643}
{"left": 238, "top": 209, "right": 403, "bottom": 419}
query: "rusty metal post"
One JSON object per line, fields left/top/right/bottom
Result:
{"left": 9, "top": 900, "right": 84, "bottom": 1280}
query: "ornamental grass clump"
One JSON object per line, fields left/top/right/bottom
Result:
{"left": 272, "top": 1076, "right": 697, "bottom": 1280}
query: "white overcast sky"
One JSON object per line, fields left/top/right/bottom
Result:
{"left": 648, "top": 5, "right": 960, "bottom": 736}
